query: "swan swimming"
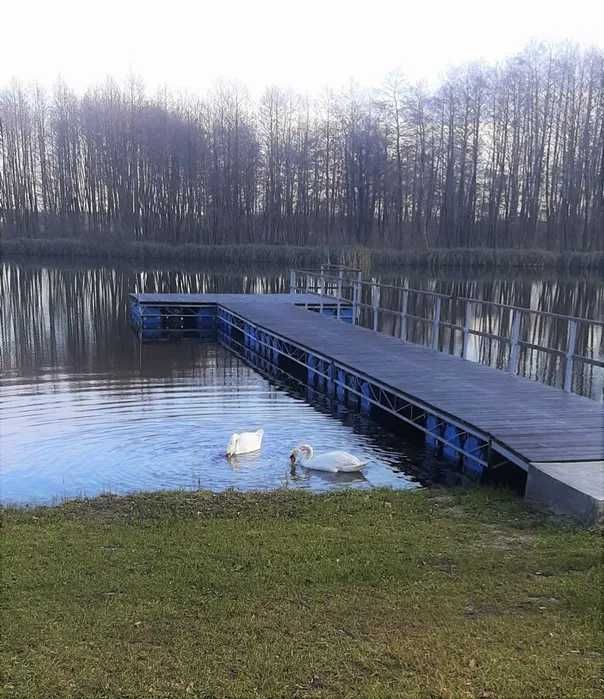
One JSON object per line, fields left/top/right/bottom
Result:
{"left": 289, "top": 444, "right": 368, "bottom": 472}
{"left": 226, "top": 429, "right": 264, "bottom": 456}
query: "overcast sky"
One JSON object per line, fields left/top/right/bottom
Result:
{"left": 2, "top": 0, "right": 603, "bottom": 95}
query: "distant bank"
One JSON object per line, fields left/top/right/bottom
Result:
{"left": 1, "top": 236, "right": 603, "bottom": 272}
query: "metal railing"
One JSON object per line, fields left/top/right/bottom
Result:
{"left": 290, "top": 266, "right": 362, "bottom": 323}
{"left": 289, "top": 268, "right": 604, "bottom": 397}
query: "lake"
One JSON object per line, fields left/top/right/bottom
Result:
{"left": 1, "top": 258, "right": 602, "bottom": 505}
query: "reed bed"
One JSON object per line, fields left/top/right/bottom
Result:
{"left": 2, "top": 236, "right": 603, "bottom": 272}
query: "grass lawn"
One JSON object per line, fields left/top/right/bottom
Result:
{"left": 1, "top": 488, "right": 601, "bottom": 698}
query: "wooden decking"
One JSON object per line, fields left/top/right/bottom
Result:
{"left": 132, "top": 292, "right": 604, "bottom": 468}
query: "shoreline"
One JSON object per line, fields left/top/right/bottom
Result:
{"left": 0, "top": 485, "right": 588, "bottom": 522}
{"left": 2, "top": 236, "right": 603, "bottom": 272}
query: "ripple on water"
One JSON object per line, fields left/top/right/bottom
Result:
{"left": 1, "top": 343, "right": 432, "bottom": 505}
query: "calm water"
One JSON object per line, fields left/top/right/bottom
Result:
{"left": 1, "top": 259, "right": 602, "bottom": 505}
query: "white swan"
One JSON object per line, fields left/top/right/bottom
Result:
{"left": 226, "top": 429, "right": 264, "bottom": 456}
{"left": 289, "top": 444, "right": 368, "bottom": 472}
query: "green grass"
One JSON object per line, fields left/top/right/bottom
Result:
{"left": 2, "top": 236, "right": 603, "bottom": 272}
{"left": 1, "top": 488, "right": 602, "bottom": 698}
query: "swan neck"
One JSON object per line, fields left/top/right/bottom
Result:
{"left": 301, "top": 444, "right": 313, "bottom": 462}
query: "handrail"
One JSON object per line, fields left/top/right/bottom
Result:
{"left": 292, "top": 268, "right": 602, "bottom": 328}
{"left": 320, "top": 263, "right": 362, "bottom": 272}
{"left": 297, "top": 265, "right": 361, "bottom": 276}
{"left": 361, "top": 279, "right": 451, "bottom": 300}
{"left": 289, "top": 267, "right": 603, "bottom": 397}
{"left": 295, "top": 269, "right": 450, "bottom": 300}
{"left": 457, "top": 296, "right": 604, "bottom": 327}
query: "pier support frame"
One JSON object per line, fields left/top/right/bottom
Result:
{"left": 217, "top": 306, "right": 494, "bottom": 473}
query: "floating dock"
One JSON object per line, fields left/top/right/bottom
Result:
{"left": 129, "top": 291, "right": 604, "bottom": 525}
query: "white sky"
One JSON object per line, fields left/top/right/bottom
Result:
{"left": 2, "top": 0, "right": 603, "bottom": 96}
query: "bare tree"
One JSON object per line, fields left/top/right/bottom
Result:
{"left": 1, "top": 43, "right": 602, "bottom": 252}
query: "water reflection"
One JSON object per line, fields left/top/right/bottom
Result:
{"left": 1, "top": 258, "right": 602, "bottom": 505}
{"left": 2, "top": 260, "right": 602, "bottom": 398}
{"left": 0, "top": 261, "right": 290, "bottom": 377}
{"left": 2, "top": 339, "right": 436, "bottom": 505}
{"left": 289, "top": 467, "right": 368, "bottom": 487}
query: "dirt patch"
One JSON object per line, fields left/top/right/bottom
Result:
{"left": 428, "top": 495, "right": 456, "bottom": 505}
{"left": 480, "top": 525, "right": 538, "bottom": 550}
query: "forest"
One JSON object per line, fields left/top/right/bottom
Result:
{"left": 1, "top": 43, "right": 602, "bottom": 252}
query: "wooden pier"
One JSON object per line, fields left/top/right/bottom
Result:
{"left": 129, "top": 289, "right": 604, "bottom": 525}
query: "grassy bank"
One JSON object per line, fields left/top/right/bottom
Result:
{"left": 2, "top": 236, "right": 603, "bottom": 272}
{"left": 1, "top": 488, "right": 601, "bottom": 698}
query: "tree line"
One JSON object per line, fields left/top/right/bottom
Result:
{"left": 1, "top": 43, "right": 602, "bottom": 251}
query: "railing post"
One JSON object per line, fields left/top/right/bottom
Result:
{"left": 289, "top": 269, "right": 296, "bottom": 294}
{"left": 371, "top": 279, "right": 380, "bottom": 332}
{"left": 462, "top": 301, "right": 471, "bottom": 360}
{"left": 319, "top": 269, "right": 325, "bottom": 314}
{"left": 508, "top": 309, "right": 521, "bottom": 375}
{"left": 353, "top": 271, "right": 362, "bottom": 325}
{"left": 564, "top": 319, "right": 578, "bottom": 392}
{"left": 432, "top": 297, "right": 442, "bottom": 351}
{"left": 336, "top": 269, "right": 343, "bottom": 321}
{"left": 400, "top": 288, "right": 408, "bottom": 341}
